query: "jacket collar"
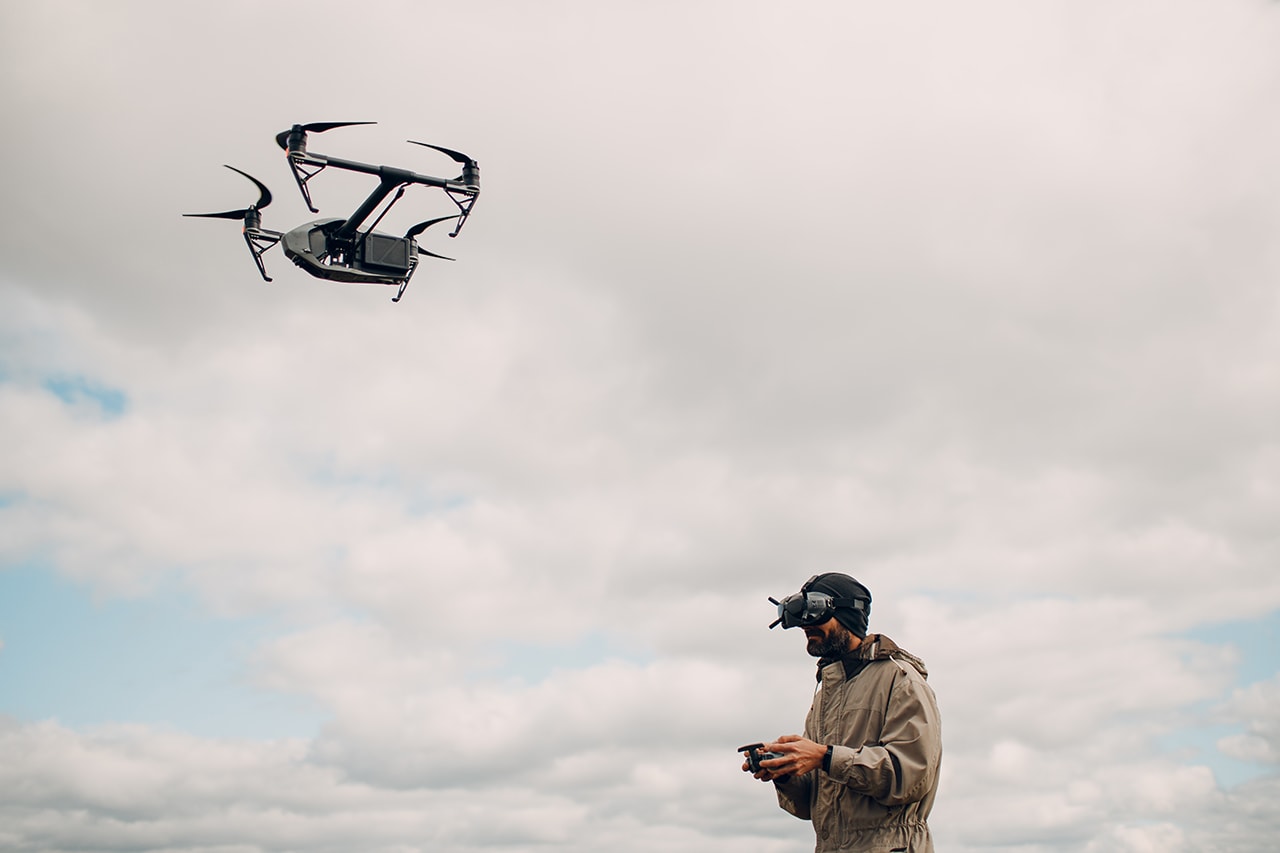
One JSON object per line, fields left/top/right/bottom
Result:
{"left": 815, "top": 634, "right": 907, "bottom": 681}
{"left": 856, "top": 633, "right": 899, "bottom": 661}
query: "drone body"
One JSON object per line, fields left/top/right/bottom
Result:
{"left": 281, "top": 218, "right": 407, "bottom": 285}
{"left": 186, "top": 122, "right": 480, "bottom": 302}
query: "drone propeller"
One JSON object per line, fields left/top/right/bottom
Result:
{"left": 392, "top": 215, "right": 462, "bottom": 303}
{"left": 405, "top": 215, "right": 459, "bottom": 240}
{"left": 184, "top": 166, "right": 280, "bottom": 282}
{"left": 276, "top": 121, "right": 376, "bottom": 151}
{"left": 405, "top": 215, "right": 459, "bottom": 261}
{"left": 407, "top": 140, "right": 480, "bottom": 189}
{"left": 407, "top": 140, "right": 470, "bottom": 164}
{"left": 183, "top": 165, "right": 273, "bottom": 219}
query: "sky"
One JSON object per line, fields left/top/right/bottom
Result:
{"left": 1, "top": 0, "right": 1279, "bottom": 851}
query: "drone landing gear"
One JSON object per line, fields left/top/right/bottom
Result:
{"left": 392, "top": 272, "right": 413, "bottom": 303}
{"left": 443, "top": 188, "right": 479, "bottom": 237}
{"left": 242, "top": 227, "right": 283, "bottom": 282}
{"left": 286, "top": 158, "right": 326, "bottom": 214}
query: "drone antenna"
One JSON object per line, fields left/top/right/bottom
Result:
{"left": 768, "top": 596, "right": 783, "bottom": 629}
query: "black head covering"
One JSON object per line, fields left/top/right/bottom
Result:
{"left": 807, "top": 572, "right": 872, "bottom": 638}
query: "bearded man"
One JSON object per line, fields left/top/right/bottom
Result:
{"left": 745, "top": 573, "right": 942, "bottom": 853}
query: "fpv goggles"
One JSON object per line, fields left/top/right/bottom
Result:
{"left": 768, "top": 574, "right": 866, "bottom": 630}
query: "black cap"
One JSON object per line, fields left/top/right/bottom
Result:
{"left": 807, "top": 573, "right": 872, "bottom": 638}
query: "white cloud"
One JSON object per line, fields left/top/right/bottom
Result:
{"left": 1217, "top": 674, "right": 1280, "bottom": 765}
{"left": 2, "top": 0, "right": 1280, "bottom": 850}
{"left": 0, "top": 718, "right": 801, "bottom": 853}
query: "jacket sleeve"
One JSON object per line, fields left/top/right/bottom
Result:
{"left": 828, "top": 661, "right": 942, "bottom": 806}
{"left": 774, "top": 696, "right": 819, "bottom": 820}
{"left": 773, "top": 771, "right": 813, "bottom": 820}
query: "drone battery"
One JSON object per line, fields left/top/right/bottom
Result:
{"left": 359, "top": 233, "right": 412, "bottom": 272}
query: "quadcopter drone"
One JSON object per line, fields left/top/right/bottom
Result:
{"left": 186, "top": 121, "right": 479, "bottom": 302}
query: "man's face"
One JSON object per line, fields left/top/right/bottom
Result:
{"left": 804, "top": 617, "right": 856, "bottom": 658}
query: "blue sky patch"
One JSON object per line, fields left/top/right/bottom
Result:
{"left": 1159, "top": 721, "right": 1266, "bottom": 789}
{"left": 1168, "top": 610, "right": 1280, "bottom": 787}
{"left": 1186, "top": 611, "right": 1280, "bottom": 689}
{"left": 42, "top": 376, "right": 128, "bottom": 417}
{"left": 0, "top": 563, "right": 323, "bottom": 739}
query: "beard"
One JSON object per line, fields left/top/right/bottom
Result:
{"left": 806, "top": 623, "right": 855, "bottom": 658}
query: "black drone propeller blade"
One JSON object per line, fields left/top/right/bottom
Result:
{"left": 183, "top": 209, "right": 249, "bottom": 221}
{"left": 276, "top": 121, "right": 376, "bottom": 150}
{"left": 183, "top": 165, "right": 273, "bottom": 219}
{"left": 407, "top": 140, "right": 474, "bottom": 165}
{"left": 406, "top": 215, "right": 459, "bottom": 261}
{"left": 227, "top": 165, "right": 272, "bottom": 210}
{"left": 405, "top": 215, "right": 460, "bottom": 240}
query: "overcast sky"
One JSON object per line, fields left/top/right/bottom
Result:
{"left": 2, "top": 1, "right": 1279, "bottom": 851}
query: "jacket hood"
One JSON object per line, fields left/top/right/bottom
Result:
{"left": 858, "top": 633, "right": 929, "bottom": 680}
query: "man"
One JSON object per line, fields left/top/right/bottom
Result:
{"left": 745, "top": 573, "right": 942, "bottom": 852}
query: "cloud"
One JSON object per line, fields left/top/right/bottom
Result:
{"left": 0, "top": 718, "right": 800, "bottom": 853}
{"left": 1216, "top": 674, "right": 1280, "bottom": 765}
{"left": 2, "top": 0, "right": 1280, "bottom": 851}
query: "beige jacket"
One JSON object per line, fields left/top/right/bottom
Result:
{"left": 774, "top": 634, "right": 942, "bottom": 852}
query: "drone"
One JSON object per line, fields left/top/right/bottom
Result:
{"left": 186, "top": 121, "right": 480, "bottom": 302}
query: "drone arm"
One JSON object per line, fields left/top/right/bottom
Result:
{"left": 286, "top": 152, "right": 393, "bottom": 214}
{"left": 287, "top": 152, "right": 391, "bottom": 213}
{"left": 327, "top": 161, "right": 476, "bottom": 241}
{"left": 288, "top": 148, "right": 479, "bottom": 236}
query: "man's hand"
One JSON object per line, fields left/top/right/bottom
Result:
{"left": 755, "top": 734, "right": 827, "bottom": 781}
